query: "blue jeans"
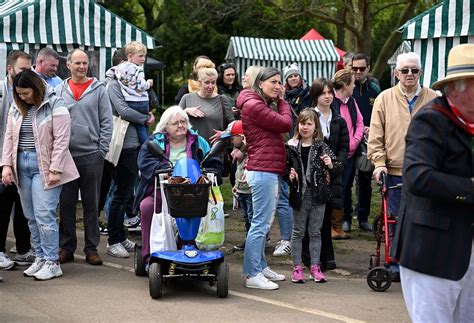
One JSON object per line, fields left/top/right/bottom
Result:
{"left": 243, "top": 171, "right": 278, "bottom": 277}
{"left": 127, "top": 101, "right": 149, "bottom": 144}
{"left": 237, "top": 193, "right": 253, "bottom": 234}
{"left": 17, "top": 151, "right": 62, "bottom": 261}
{"left": 276, "top": 177, "right": 293, "bottom": 241}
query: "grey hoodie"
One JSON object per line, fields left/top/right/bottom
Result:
{"left": 55, "top": 78, "right": 113, "bottom": 157}
{"left": 0, "top": 76, "right": 13, "bottom": 160}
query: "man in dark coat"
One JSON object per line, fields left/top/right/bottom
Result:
{"left": 392, "top": 43, "right": 474, "bottom": 322}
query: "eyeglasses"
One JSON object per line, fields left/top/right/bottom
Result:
{"left": 168, "top": 120, "right": 187, "bottom": 127}
{"left": 219, "top": 63, "right": 235, "bottom": 70}
{"left": 352, "top": 66, "right": 367, "bottom": 72}
{"left": 398, "top": 68, "right": 420, "bottom": 75}
{"left": 287, "top": 74, "right": 300, "bottom": 79}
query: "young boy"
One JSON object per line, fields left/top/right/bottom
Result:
{"left": 228, "top": 121, "right": 253, "bottom": 251}
{"left": 115, "top": 41, "right": 153, "bottom": 144}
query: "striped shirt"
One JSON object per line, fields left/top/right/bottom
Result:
{"left": 18, "top": 107, "right": 36, "bottom": 150}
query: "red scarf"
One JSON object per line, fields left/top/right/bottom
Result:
{"left": 431, "top": 102, "right": 474, "bottom": 136}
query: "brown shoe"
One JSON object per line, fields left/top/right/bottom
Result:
{"left": 85, "top": 251, "right": 103, "bottom": 266}
{"left": 59, "top": 249, "right": 74, "bottom": 264}
{"left": 331, "top": 208, "right": 350, "bottom": 240}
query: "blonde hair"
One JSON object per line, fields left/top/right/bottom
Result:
{"left": 243, "top": 65, "right": 263, "bottom": 89}
{"left": 197, "top": 67, "right": 218, "bottom": 81}
{"left": 125, "top": 41, "right": 147, "bottom": 56}
{"left": 292, "top": 109, "right": 323, "bottom": 142}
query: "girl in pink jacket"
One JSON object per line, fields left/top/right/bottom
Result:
{"left": 1, "top": 70, "right": 78, "bottom": 281}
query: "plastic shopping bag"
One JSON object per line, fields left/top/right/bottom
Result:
{"left": 196, "top": 174, "right": 225, "bottom": 250}
{"left": 150, "top": 176, "right": 177, "bottom": 254}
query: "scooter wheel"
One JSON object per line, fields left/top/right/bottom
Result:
{"left": 134, "top": 244, "right": 147, "bottom": 277}
{"left": 149, "top": 263, "right": 163, "bottom": 299}
{"left": 367, "top": 267, "right": 392, "bottom": 292}
{"left": 216, "top": 262, "right": 229, "bottom": 298}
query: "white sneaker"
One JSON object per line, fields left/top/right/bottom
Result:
{"left": 246, "top": 272, "right": 279, "bottom": 290}
{"left": 0, "top": 252, "right": 15, "bottom": 270}
{"left": 107, "top": 243, "right": 130, "bottom": 258}
{"left": 23, "top": 258, "right": 45, "bottom": 277}
{"left": 262, "top": 266, "right": 286, "bottom": 281}
{"left": 273, "top": 240, "right": 291, "bottom": 256}
{"left": 33, "top": 260, "right": 63, "bottom": 280}
{"left": 120, "top": 239, "right": 136, "bottom": 252}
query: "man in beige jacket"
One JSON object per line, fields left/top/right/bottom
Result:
{"left": 367, "top": 52, "right": 438, "bottom": 280}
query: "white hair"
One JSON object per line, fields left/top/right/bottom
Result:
{"left": 154, "top": 105, "right": 192, "bottom": 133}
{"left": 396, "top": 52, "right": 421, "bottom": 69}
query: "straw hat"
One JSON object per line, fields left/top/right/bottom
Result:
{"left": 432, "top": 44, "right": 474, "bottom": 90}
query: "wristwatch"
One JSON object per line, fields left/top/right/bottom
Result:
{"left": 50, "top": 170, "right": 62, "bottom": 175}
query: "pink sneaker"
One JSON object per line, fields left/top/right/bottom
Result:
{"left": 291, "top": 265, "right": 305, "bottom": 283}
{"left": 310, "top": 265, "right": 327, "bottom": 283}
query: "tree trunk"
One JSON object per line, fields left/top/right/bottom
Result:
{"left": 371, "top": 0, "right": 419, "bottom": 79}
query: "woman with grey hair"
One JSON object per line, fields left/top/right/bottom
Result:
{"left": 236, "top": 67, "right": 293, "bottom": 289}
{"left": 133, "top": 106, "right": 223, "bottom": 268}
{"left": 179, "top": 68, "right": 234, "bottom": 143}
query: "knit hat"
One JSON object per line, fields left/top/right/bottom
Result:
{"left": 283, "top": 63, "right": 301, "bottom": 82}
{"left": 229, "top": 120, "right": 244, "bottom": 135}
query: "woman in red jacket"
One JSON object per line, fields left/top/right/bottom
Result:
{"left": 237, "top": 67, "right": 293, "bottom": 290}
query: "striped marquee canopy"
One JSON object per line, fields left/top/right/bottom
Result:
{"left": 225, "top": 36, "right": 340, "bottom": 85}
{"left": 401, "top": 0, "right": 473, "bottom": 87}
{"left": 0, "top": 0, "right": 158, "bottom": 80}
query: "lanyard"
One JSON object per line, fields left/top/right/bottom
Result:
{"left": 406, "top": 95, "right": 418, "bottom": 113}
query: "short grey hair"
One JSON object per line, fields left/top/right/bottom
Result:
{"left": 154, "top": 105, "right": 192, "bottom": 133}
{"left": 396, "top": 52, "right": 421, "bottom": 69}
{"left": 197, "top": 67, "right": 218, "bottom": 81}
{"left": 443, "top": 79, "right": 467, "bottom": 95}
{"left": 37, "top": 47, "right": 60, "bottom": 60}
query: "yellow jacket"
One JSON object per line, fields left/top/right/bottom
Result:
{"left": 368, "top": 84, "right": 438, "bottom": 176}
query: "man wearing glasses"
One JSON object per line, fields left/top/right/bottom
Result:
{"left": 342, "top": 54, "right": 381, "bottom": 233}
{"left": 367, "top": 52, "right": 437, "bottom": 280}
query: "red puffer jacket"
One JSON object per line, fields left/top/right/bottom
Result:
{"left": 237, "top": 89, "right": 292, "bottom": 175}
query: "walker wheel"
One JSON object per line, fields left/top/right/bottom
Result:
{"left": 149, "top": 263, "right": 163, "bottom": 299}
{"left": 367, "top": 267, "right": 392, "bottom": 292}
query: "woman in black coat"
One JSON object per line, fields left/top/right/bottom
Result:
{"left": 302, "top": 78, "right": 349, "bottom": 270}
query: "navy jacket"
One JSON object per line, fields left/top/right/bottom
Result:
{"left": 353, "top": 78, "right": 381, "bottom": 127}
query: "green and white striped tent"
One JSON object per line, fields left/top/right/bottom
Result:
{"left": 0, "top": 0, "right": 158, "bottom": 80}
{"left": 225, "top": 36, "right": 340, "bottom": 84}
{"left": 400, "top": 0, "right": 473, "bottom": 87}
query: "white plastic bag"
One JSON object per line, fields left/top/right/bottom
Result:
{"left": 150, "top": 175, "right": 177, "bottom": 254}
{"left": 105, "top": 116, "right": 129, "bottom": 166}
{"left": 196, "top": 174, "right": 225, "bottom": 250}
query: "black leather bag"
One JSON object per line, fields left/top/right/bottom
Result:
{"left": 355, "top": 135, "right": 374, "bottom": 173}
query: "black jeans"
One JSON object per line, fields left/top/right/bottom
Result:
{"left": 0, "top": 179, "right": 31, "bottom": 254}
{"left": 342, "top": 157, "right": 371, "bottom": 224}
{"left": 107, "top": 148, "right": 139, "bottom": 245}
{"left": 60, "top": 152, "right": 104, "bottom": 253}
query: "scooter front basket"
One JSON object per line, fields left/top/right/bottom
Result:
{"left": 164, "top": 183, "right": 211, "bottom": 218}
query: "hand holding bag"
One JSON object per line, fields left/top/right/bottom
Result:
{"left": 105, "top": 116, "right": 130, "bottom": 166}
{"left": 195, "top": 174, "right": 225, "bottom": 250}
{"left": 355, "top": 134, "right": 375, "bottom": 173}
{"left": 150, "top": 175, "right": 178, "bottom": 254}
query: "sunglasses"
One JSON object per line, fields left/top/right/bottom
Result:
{"left": 398, "top": 68, "right": 420, "bottom": 74}
{"left": 220, "top": 63, "right": 235, "bottom": 70}
{"left": 352, "top": 66, "right": 367, "bottom": 72}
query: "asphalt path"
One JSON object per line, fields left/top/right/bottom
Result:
{"left": 1, "top": 234, "right": 409, "bottom": 322}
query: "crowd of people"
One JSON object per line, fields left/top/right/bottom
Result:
{"left": 0, "top": 41, "right": 472, "bottom": 322}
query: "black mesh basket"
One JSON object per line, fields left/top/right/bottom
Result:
{"left": 163, "top": 183, "right": 211, "bottom": 218}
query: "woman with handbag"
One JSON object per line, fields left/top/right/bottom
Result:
{"left": 1, "top": 70, "right": 79, "bottom": 280}
{"left": 237, "top": 67, "right": 293, "bottom": 290}
{"left": 133, "top": 106, "right": 223, "bottom": 268}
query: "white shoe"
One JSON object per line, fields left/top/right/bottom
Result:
{"left": 14, "top": 249, "right": 36, "bottom": 265}
{"left": 23, "top": 258, "right": 45, "bottom": 277}
{"left": 273, "top": 240, "right": 291, "bottom": 256}
{"left": 262, "top": 266, "right": 286, "bottom": 281}
{"left": 33, "top": 260, "right": 63, "bottom": 280}
{"left": 107, "top": 243, "right": 130, "bottom": 258}
{"left": 120, "top": 239, "right": 136, "bottom": 252}
{"left": 246, "top": 272, "right": 279, "bottom": 290}
{"left": 0, "top": 252, "right": 15, "bottom": 270}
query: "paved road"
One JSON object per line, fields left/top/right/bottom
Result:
{"left": 1, "top": 234, "right": 409, "bottom": 322}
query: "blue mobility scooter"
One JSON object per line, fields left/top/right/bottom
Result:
{"left": 142, "top": 138, "right": 229, "bottom": 299}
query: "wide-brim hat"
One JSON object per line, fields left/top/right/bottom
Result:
{"left": 432, "top": 44, "right": 474, "bottom": 90}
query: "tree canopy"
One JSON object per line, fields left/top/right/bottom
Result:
{"left": 102, "top": 0, "right": 438, "bottom": 103}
